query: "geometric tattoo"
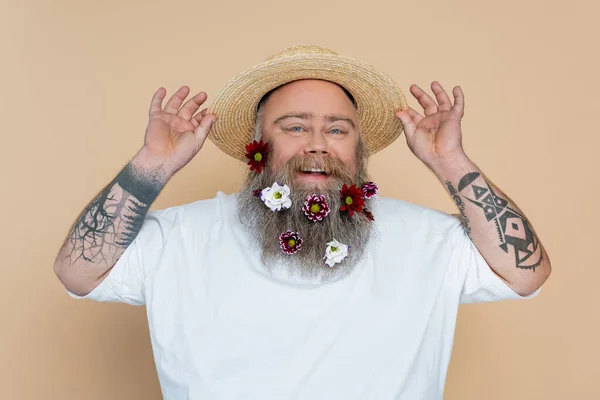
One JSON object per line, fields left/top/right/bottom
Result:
{"left": 457, "top": 172, "right": 543, "bottom": 271}
{"left": 67, "top": 164, "right": 164, "bottom": 266}
{"left": 446, "top": 181, "right": 471, "bottom": 237}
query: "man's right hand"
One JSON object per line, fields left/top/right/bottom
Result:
{"left": 141, "top": 86, "right": 217, "bottom": 177}
{"left": 55, "top": 86, "right": 217, "bottom": 296}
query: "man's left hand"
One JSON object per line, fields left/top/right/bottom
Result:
{"left": 395, "top": 81, "right": 467, "bottom": 171}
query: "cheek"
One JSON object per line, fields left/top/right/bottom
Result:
{"left": 335, "top": 144, "right": 360, "bottom": 172}
{"left": 271, "top": 153, "right": 289, "bottom": 172}
{"left": 270, "top": 142, "right": 300, "bottom": 171}
{"left": 343, "top": 157, "right": 358, "bottom": 175}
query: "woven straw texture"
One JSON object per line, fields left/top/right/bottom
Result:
{"left": 207, "top": 45, "right": 408, "bottom": 161}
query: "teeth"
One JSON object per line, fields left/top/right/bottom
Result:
{"left": 305, "top": 168, "right": 324, "bottom": 173}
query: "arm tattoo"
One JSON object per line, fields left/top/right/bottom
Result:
{"left": 66, "top": 164, "right": 165, "bottom": 266}
{"left": 455, "top": 172, "right": 543, "bottom": 271}
{"left": 446, "top": 181, "right": 471, "bottom": 237}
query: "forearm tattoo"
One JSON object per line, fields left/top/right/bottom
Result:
{"left": 454, "top": 172, "right": 543, "bottom": 271}
{"left": 446, "top": 181, "right": 471, "bottom": 237}
{"left": 67, "top": 164, "right": 165, "bottom": 266}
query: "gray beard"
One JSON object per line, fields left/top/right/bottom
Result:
{"left": 238, "top": 155, "right": 373, "bottom": 283}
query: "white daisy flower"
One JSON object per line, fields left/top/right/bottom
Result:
{"left": 260, "top": 182, "right": 292, "bottom": 212}
{"left": 324, "top": 239, "right": 349, "bottom": 267}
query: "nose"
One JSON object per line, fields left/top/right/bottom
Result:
{"left": 304, "top": 131, "right": 329, "bottom": 155}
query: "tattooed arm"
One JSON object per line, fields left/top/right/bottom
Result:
{"left": 54, "top": 86, "right": 217, "bottom": 296}
{"left": 436, "top": 156, "right": 550, "bottom": 296}
{"left": 396, "top": 81, "right": 551, "bottom": 296}
{"left": 53, "top": 150, "right": 169, "bottom": 296}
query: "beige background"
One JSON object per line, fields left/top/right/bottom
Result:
{"left": 1, "top": 0, "right": 597, "bottom": 398}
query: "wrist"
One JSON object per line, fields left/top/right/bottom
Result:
{"left": 131, "top": 146, "right": 176, "bottom": 180}
{"left": 429, "top": 151, "right": 479, "bottom": 185}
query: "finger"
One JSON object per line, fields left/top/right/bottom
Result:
{"left": 407, "top": 107, "right": 425, "bottom": 125}
{"left": 178, "top": 92, "right": 208, "bottom": 120}
{"left": 164, "top": 86, "right": 190, "bottom": 114}
{"left": 158, "top": 113, "right": 196, "bottom": 133}
{"left": 451, "top": 86, "right": 465, "bottom": 117}
{"left": 194, "top": 114, "right": 217, "bottom": 146}
{"left": 192, "top": 108, "right": 208, "bottom": 124}
{"left": 149, "top": 87, "right": 166, "bottom": 117}
{"left": 395, "top": 110, "right": 417, "bottom": 139}
{"left": 410, "top": 84, "right": 438, "bottom": 116}
{"left": 431, "top": 81, "right": 452, "bottom": 111}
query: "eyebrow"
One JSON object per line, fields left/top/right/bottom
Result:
{"left": 273, "top": 112, "right": 356, "bottom": 129}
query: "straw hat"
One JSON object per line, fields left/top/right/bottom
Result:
{"left": 207, "top": 45, "right": 408, "bottom": 161}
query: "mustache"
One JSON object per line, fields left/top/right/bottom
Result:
{"left": 284, "top": 155, "right": 356, "bottom": 182}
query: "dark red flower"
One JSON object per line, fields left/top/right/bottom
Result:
{"left": 252, "top": 189, "right": 262, "bottom": 197}
{"left": 279, "top": 230, "right": 303, "bottom": 255}
{"left": 245, "top": 140, "right": 270, "bottom": 173}
{"left": 339, "top": 184, "right": 365, "bottom": 217}
{"left": 361, "top": 182, "right": 378, "bottom": 199}
{"left": 302, "top": 194, "right": 330, "bottom": 222}
{"left": 363, "top": 208, "right": 375, "bottom": 221}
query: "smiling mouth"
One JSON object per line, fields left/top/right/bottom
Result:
{"left": 300, "top": 168, "right": 328, "bottom": 176}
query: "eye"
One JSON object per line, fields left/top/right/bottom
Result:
{"left": 330, "top": 128, "right": 344, "bottom": 135}
{"left": 285, "top": 126, "right": 305, "bottom": 133}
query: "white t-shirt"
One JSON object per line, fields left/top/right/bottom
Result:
{"left": 68, "top": 192, "right": 540, "bottom": 399}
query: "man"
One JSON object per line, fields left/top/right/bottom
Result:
{"left": 54, "top": 45, "right": 550, "bottom": 399}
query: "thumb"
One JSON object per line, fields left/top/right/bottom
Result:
{"left": 395, "top": 111, "right": 415, "bottom": 140}
{"left": 194, "top": 114, "right": 217, "bottom": 147}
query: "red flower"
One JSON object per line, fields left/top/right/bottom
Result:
{"left": 361, "top": 182, "right": 378, "bottom": 199}
{"left": 339, "top": 184, "right": 365, "bottom": 217}
{"left": 363, "top": 208, "right": 375, "bottom": 221}
{"left": 245, "top": 140, "right": 270, "bottom": 173}
{"left": 302, "top": 194, "right": 330, "bottom": 222}
{"left": 279, "top": 230, "right": 303, "bottom": 255}
{"left": 252, "top": 189, "right": 262, "bottom": 197}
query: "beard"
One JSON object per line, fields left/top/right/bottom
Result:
{"left": 238, "top": 148, "right": 374, "bottom": 283}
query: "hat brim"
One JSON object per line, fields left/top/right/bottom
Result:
{"left": 207, "top": 53, "right": 408, "bottom": 161}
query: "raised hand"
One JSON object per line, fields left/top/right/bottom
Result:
{"left": 395, "top": 81, "right": 465, "bottom": 170}
{"left": 142, "top": 86, "right": 217, "bottom": 176}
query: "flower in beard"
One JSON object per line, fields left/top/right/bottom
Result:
{"left": 339, "top": 184, "right": 364, "bottom": 217}
{"left": 302, "top": 194, "right": 330, "bottom": 222}
{"left": 260, "top": 182, "right": 292, "bottom": 212}
{"left": 363, "top": 208, "right": 375, "bottom": 221}
{"left": 361, "top": 182, "right": 378, "bottom": 199}
{"left": 245, "top": 140, "right": 270, "bottom": 173}
{"left": 324, "top": 239, "right": 349, "bottom": 267}
{"left": 279, "top": 230, "right": 303, "bottom": 255}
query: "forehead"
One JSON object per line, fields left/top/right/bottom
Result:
{"left": 261, "top": 80, "right": 357, "bottom": 118}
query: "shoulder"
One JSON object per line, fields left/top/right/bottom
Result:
{"left": 372, "top": 196, "right": 462, "bottom": 237}
{"left": 146, "top": 192, "right": 238, "bottom": 228}
{"left": 178, "top": 191, "right": 237, "bottom": 219}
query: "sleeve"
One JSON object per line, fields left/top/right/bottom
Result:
{"left": 450, "top": 220, "right": 542, "bottom": 304}
{"left": 65, "top": 207, "right": 178, "bottom": 305}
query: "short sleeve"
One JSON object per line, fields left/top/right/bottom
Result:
{"left": 65, "top": 208, "right": 178, "bottom": 305}
{"left": 450, "top": 221, "right": 542, "bottom": 304}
